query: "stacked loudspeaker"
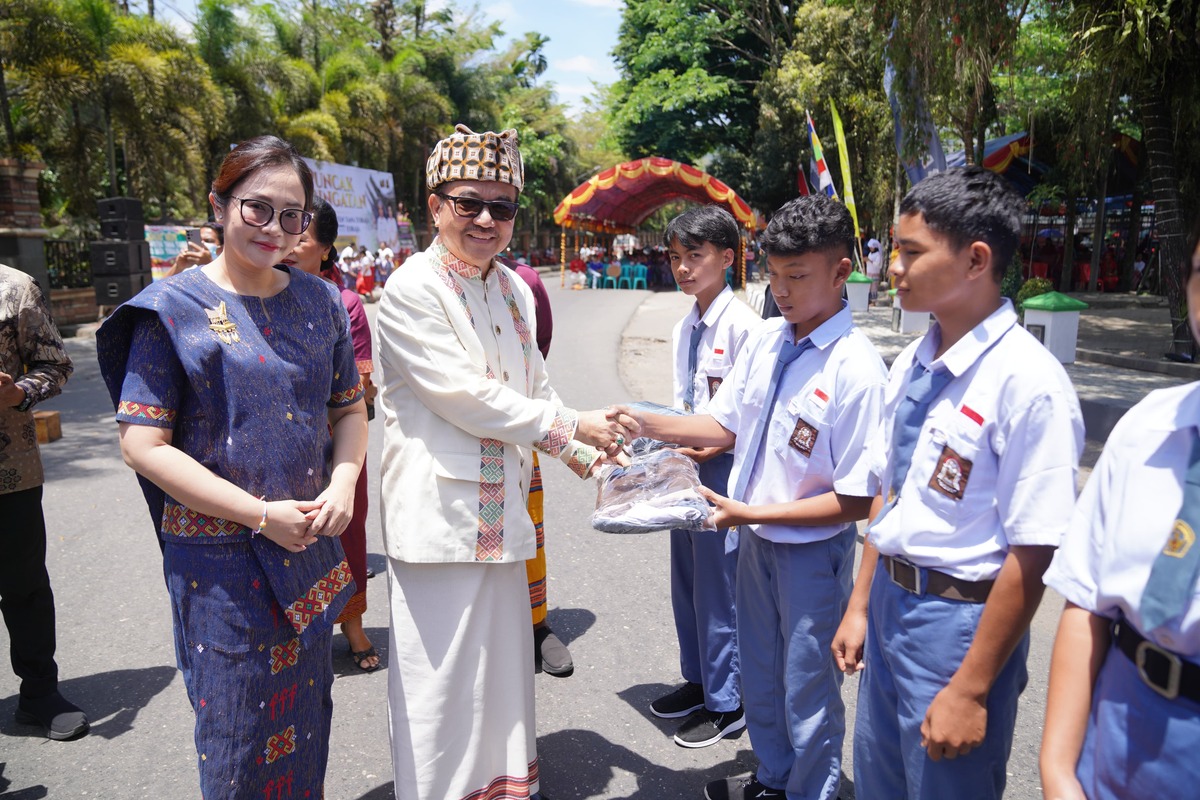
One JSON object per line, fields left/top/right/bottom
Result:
{"left": 92, "top": 196, "right": 151, "bottom": 305}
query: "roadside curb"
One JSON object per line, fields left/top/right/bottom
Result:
{"left": 1075, "top": 347, "right": 1200, "bottom": 378}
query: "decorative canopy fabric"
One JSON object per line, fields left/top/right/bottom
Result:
{"left": 553, "top": 157, "right": 758, "bottom": 233}
{"left": 944, "top": 132, "right": 1049, "bottom": 196}
{"left": 942, "top": 131, "right": 1141, "bottom": 198}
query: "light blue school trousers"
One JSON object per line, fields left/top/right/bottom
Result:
{"left": 1076, "top": 637, "right": 1200, "bottom": 799}
{"left": 670, "top": 453, "right": 740, "bottom": 712}
{"left": 854, "top": 566, "right": 1028, "bottom": 800}
{"left": 738, "top": 524, "right": 855, "bottom": 800}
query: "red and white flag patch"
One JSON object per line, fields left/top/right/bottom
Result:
{"left": 960, "top": 405, "right": 984, "bottom": 426}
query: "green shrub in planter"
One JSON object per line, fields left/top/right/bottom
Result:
{"left": 1016, "top": 277, "right": 1055, "bottom": 321}
{"left": 1016, "top": 277, "right": 1055, "bottom": 307}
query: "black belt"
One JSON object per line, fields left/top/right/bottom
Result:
{"left": 881, "top": 555, "right": 994, "bottom": 603}
{"left": 1113, "top": 619, "right": 1200, "bottom": 702}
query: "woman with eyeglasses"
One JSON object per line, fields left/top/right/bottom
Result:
{"left": 96, "top": 135, "right": 368, "bottom": 798}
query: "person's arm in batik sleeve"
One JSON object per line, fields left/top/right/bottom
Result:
{"left": 6, "top": 277, "right": 72, "bottom": 409}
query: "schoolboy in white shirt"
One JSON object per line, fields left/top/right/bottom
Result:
{"left": 650, "top": 206, "right": 760, "bottom": 749}
{"left": 617, "top": 195, "right": 887, "bottom": 800}
{"left": 832, "top": 166, "right": 1084, "bottom": 799}
{"left": 1039, "top": 225, "right": 1200, "bottom": 800}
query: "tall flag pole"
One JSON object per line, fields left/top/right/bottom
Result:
{"left": 829, "top": 99, "right": 861, "bottom": 241}
{"left": 806, "top": 111, "right": 838, "bottom": 200}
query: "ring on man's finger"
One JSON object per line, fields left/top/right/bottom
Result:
{"left": 615, "top": 435, "right": 625, "bottom": 446}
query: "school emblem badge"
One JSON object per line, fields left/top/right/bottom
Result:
{"left": 1164, "top": 519, "right": 1195, "bottom": 559}
{"left": 789, "top": 418, "right": 818, "bottom": 457}
{"left": 929, "top": 444, "right": 972, "bottom": 501}
{"left": 205, "top": 301, "right": 240, "bottom": 345}
{"left": 707, "top": 376, "right": 723, "bottom": 399}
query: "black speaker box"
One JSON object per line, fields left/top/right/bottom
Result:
{"left": 90, "top": 240, "right": 151, "bottom": 277}
{"left": 97, "top": 196, "right": 144, "bottom": 222}
{"left": 93, "top": 271, "right": 151, "bottom": 305}
{"left": 100, "top": 218, "right": 145, "bottom": 240}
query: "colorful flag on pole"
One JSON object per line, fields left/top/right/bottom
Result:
{"left": 829, "top": 99, "right": 860, "bottom": 239}
{"left": 806, "top": 111, "right": 838, "bottom": 200}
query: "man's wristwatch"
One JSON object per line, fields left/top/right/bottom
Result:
{"left": 15, "top": 390, "right": 34, "bottom": 412}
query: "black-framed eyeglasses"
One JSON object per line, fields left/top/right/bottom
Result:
{"left": 435, "top": 192, "right": 520, "bottom": 222}
{"left": 230, "top": 195, "right": 313, "bottom": 235}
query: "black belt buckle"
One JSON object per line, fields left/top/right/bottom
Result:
{"left": 887, "top": 557, "right": 924, "bottom": 595}
{"left": 1135, "top": 639, "right": 1183, "bottom": 700}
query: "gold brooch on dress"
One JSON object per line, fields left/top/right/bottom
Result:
{"left": 205, "top": 301, "right": 240, "bottom": 344}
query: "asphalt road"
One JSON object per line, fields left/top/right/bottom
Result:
{"left": 1, "top": 282, "right": 1075, "bottom": 799}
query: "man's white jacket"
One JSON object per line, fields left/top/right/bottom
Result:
{"left": 376, "top": 240, "right": 598, "bottom": 563}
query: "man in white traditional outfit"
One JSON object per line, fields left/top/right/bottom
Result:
{"left": 376, "top": 124, "right": 630, "bottom": 800}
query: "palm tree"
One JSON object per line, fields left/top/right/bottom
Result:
{"left": 1076, "top": 0, "right": 1200, "bottom": 356}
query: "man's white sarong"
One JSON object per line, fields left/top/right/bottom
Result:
{"left": 387, "top": 559, "right": 538, "bottom": 799}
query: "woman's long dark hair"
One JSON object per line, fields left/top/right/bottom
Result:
{"left": 311, "top": 197, "right": 341, "bottom": 282}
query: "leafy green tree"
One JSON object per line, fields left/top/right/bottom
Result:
{"left": 567, "top": 86, "right": 628, "bottom": 178}
{"left": 750, "top": 0, "right": 895, "bottom": 227}
{"left": 7, "top": 0, "right": 224, "bottom": 221}
{"left": 608, "top": 0, "right": 768, "bottom": 166}
{"left": 492, "top": 31, "right": 584, "bottom": 241}
{"left": 878, "top": 0, "right": 1030, "bottom": 165}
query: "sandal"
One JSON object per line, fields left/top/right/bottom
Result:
{"left": 350, "top": 645, "right": 381, "bottom": 673}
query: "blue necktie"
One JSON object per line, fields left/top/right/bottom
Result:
{"left": 1141, "top": 432, "right": 1200, "bottom": 630}
{"left": 875, "top": 361, "right": 952, "bottom": 521}
{"left": 683, "top": 320, "right": 708, "bottom": 412}
{"left": 730, "top": 336, "right": 814, "bottom": 502}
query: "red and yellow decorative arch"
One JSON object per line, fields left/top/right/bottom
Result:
{"left": 553, "top": 157, "right": 759, "bottom": 232}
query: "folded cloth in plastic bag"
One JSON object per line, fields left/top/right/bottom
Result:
{"left": 624, "top": 400, "right": 689, "bottom": 456}
{"left": 592, "top": 448, "right": 714, "bottom": 533}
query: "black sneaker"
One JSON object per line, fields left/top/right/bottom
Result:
{"left": 15, "top": 691, "right": 90, "bottom": 741}
{"left": 703, "top": 776, "right": 785, "bottom": 800}
{"left": 674, "top": 705, "right": 745, "bottom": 748}
{"left": 649, "top": 682, "right": 705, "bottom": 719}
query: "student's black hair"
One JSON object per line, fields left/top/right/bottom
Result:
{"left": 760, "top": 195, "right": 854, "bottom": 261}
{"left": 665, "top": 205, "right": 740, "bottom": 254}
{"left": 899, "top": 165, "right": 1024, "bottom": 281}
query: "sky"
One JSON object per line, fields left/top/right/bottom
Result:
{"left": 152, "top": 0, "right": 623, "bottom": 116}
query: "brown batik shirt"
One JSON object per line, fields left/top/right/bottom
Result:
{"left": 0, "top": 264, "right": 72, "bottom": 494}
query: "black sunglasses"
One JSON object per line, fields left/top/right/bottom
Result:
{"left": 436, "top": 192, "right": 520, "bottom": 222}
{"left": 230, "top": 195, "right": 313, "bottom": 235}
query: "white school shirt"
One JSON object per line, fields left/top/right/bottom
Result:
{"left": 671, "top": 285, "right": 760, "bottom": 413}
{"left": 867, "top": 299, "right": 1084, "bottom": 582}
{"left": 1044, "top": 382, "right": 1200, "bottom": 658}
{"left": 708, "top": 303, "right": 887, "bottom": 544}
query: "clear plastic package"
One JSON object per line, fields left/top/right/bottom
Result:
{"left": 591, "top": 447, "right": 715, "bottom": 534}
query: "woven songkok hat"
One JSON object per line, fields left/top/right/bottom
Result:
{"left": 426, "top": 124, "right": 524, "bottom": 192}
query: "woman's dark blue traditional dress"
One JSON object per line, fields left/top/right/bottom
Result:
{"left": 96, "top": 266, "right": 362, "bottom": 798}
